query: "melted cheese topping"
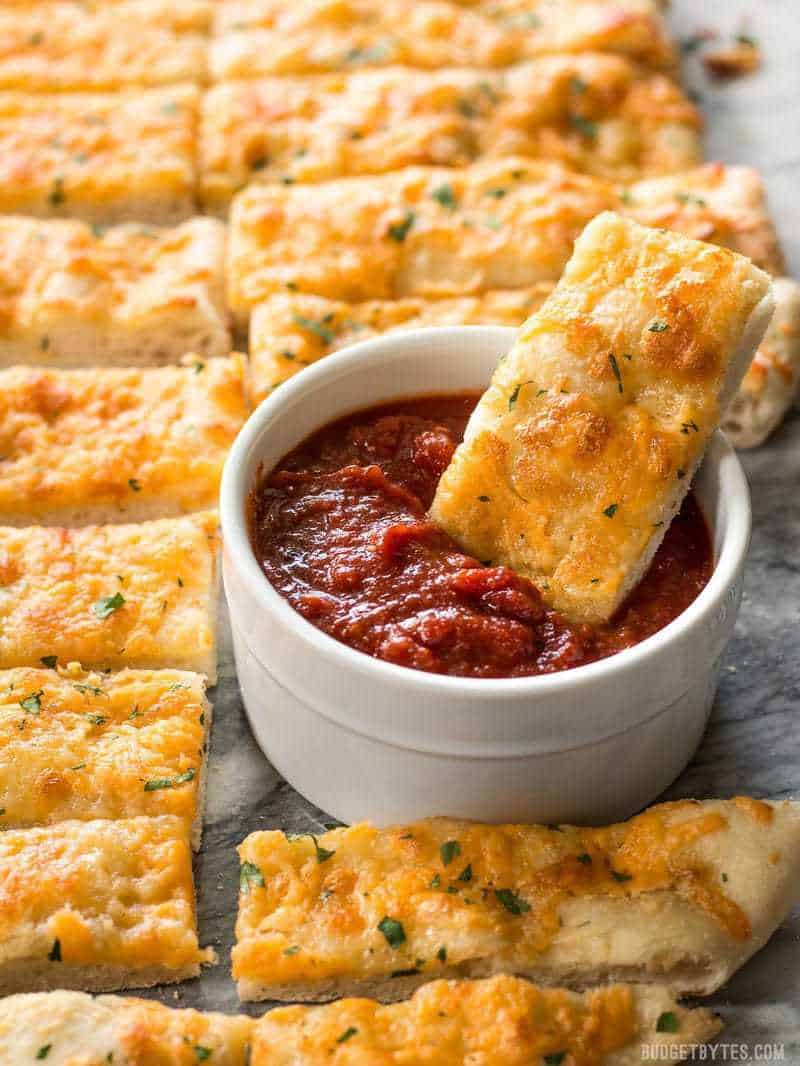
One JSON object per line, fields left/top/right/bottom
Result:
{"left": 0, "top": 0, "right": 213, "bottom": 33}
{"left": 0, "top": 357, "right": 247, "bottom": 524}
{"left": 0, "top": 216, "right": 227, "bottom": 351}
{"left": 723, "top": 277, "right": 800, "bottom": 448}
{"left": 0, "top": 816, "right": 211, "bottom": 973}
{"left": 0, "top": 511, "right": 219, "bottom": 677}
{"left": 0, "top": 3, "right": 208, "bottom": 91}
{"left": 0, "top": 86, "right": 198, "bottom": 221}
{"left": 430, "top": 212, "right": 771, "bottom": 623}
{"left": 0, "top": 666, "right": 208, "bottom": 832}
{"left": 0, "top": 991, "right": 252, "bottom": 1066}
{"left": 233, "top": 798, "right": 797, "bottom": 993}
{"left": 201, "top": 55, "right": 699, "bottom": 210}
{"left": 253, "top": 977, "right": 720, "bottom": 1066}
{"left": 227, "top": 160, "right": 780, "bottom": 314}
{"left": 249, "top": 287, "right": 551, "bottom": 400}
{"left": 211, "top": 0, "right": 676, "bottom": 80}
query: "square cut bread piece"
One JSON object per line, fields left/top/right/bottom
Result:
{"left": 0, "top": 511, "right": 219, "bottom": 680}
{"left": 723, "top": 277, "right": 800, "bottom": 448}
{"left": 0, "top": 2, "right": 208, "bottom": 92}
{"left": 0, "top": 357, "right": 248, "bottom": 526}
{"left": 200, "top": 54, "right": 699, "bottom": 212}
{"left": 250, "top": 977, "right": 720, "bottom": 1065}
{"left": 0, "top": 991, "right": 252, "bottom": 1066}
{"left": 0, "top": 815, "right": 213, "bottom": 995}
{"left": 226, "top": 160, "right": 782, "bottom": 319}
{"left": 430, "top": 212, "right": 773, "bottom": 624}
{"left": 0, "top": 216, "right": 230, "bottom": 368}
{"left": 0, "top": 665, "right": 210, "bottom": 849}
{"left": 0, "top": 86, "right": 199, "bottom": 225}
{"left": 249, "top": 287, "right": 553, "bottom": 402}
{"left": 211, "top": 0, "right": 676, "bottom": 81}
{"left": 232, "top": 798, "right": 800, "bottom": 1003}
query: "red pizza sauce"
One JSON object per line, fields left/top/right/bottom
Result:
{"left": 249, "top": 393, "right": 713, "bottom": 679}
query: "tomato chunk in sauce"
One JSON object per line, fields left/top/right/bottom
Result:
{"left": 249, "top": 394, "right": 713, "bottom": 679}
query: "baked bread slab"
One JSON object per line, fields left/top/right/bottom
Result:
{"left": 226, "top": 160, "right": 782, "bottom": 318}
{"left": 201, "top": 55, "right": 700, "bottom": 212}
{"left": 0, "top": 357, "right": 247, "bottom": 526}
{"left": 249, "top": 287, "right": 552, "bottom": 402}
{"left": 430, "top": 212, "right": 773, "bottom": 623}
{"left": 0, "top": 86, "right": 199, "bottom": 225}
{"left": 251, "top": 977, "right": 720, "bottom": 1065}
{"left": 723, "top": 277, "right": 800, "bottom": 448}
{"left": 211, "top": 0, "right": 676, "bottom": 80}
{"left": 232, "top": 797, "right": 800, "bottom": 1002}
{"left": 0, "top": 665, "right": 210, "bottom": 848}
{"left": 0, "top": 511, "right": 219, "bottom": 680}
{"left": 0, "top": 216, "right": 230, "bottom": 368}
{"left": 0, "top": 3, "right": 208, "bottom": 92}
{"left": 0, "top": 990, "right": 252, "bottom": 1066}
{"left": 0, "top": 815, "right": 213, "bottom": 995}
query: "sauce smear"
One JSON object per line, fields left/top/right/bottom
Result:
{"left": 249, "top": 393, "right": 713, "bottom": 679}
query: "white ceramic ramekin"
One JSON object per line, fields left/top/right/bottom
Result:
{"left": 221, "top": 327, "right": 751, "bottom": 826}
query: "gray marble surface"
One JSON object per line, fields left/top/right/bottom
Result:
{"left": 144, "top": 0, "right": 800, "bottom": 1053}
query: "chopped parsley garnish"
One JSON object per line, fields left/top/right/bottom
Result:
{"left": 576, "top": 852, "right": 592, "bottom": 864}
{"left": 478, "top": 80, "right": 499, "bottom": 104}
{"left": 608, "top": 353, "right": 623, "bottom": 393}
{"left": 722, "top": 872, "right": 729, "bottom": 883}
{"left": 144, "top": 768, "right": 195, "bottom": 791}
{"left": 48, "top": 177, "right": 66, "bottom": 207}
{"left": 48, "top": 938, "right": 61, "bottom": 962}
{"left": 544, "top": 1053, "right": 567, "bottom": 1066}
{"left": 603, "top": 503, "right": 618, "bottom": 519}
{"left": 194, "top": 1048, "right": 212, "bottom": 1062}
{"left": 249, "top": 155, "right": 269, "bottom": 171}
{"left": 337, "top": 1028, "right": 358, "bottom": 1044}
{"left": 611, "top": 870, "right": 633, "bottom": 883}
{"left": 377, "top": 915, "right": 406, "bottom": 948}
{"left": 681, "top": 420, "right": 699, "bottom": 434}
{"left": 437, "top": 945, "right": 447, "bottom": 962}
{"left": 648, "top": 320, "right": 669, "bottom": 332}
{"left": 292, "top": 314, "right": 335, "bottom": 345}
{"left": 656, "top": 1011, "right": 680, "bottom": 1033}
{"left": 477, "top": 495, "right": 490, "bottom": 503}
{"left": 239, "top": 861, "right": 265, "bottom": 894}
{"left": 29, "top": 32, "right": 44, "bottom": 46}
{"left": 20, "top": 690, "right": 43, "bottom": 714}
{"left": 457, "top": 98, "right": 476, "bottom": 118}
{"left": 192, "top": 360, "right": 205, "bottom": 373}
{"left": 485, "top": 187, "right": 507, "bottom": 199}
{"left": 456, "top": 863, "right": 473, "bottom": 883}
{"left": 40, "top": 335, "right": 50, "bottom": 351}
{"left": 494, "top": 888, "right": 530, "bottom": 915}
{"left": 569, "top": 114, "right": 597, "bottom": 138}
{"left": 283, "top": 945, "right": 300, "bottom": 955}
{"left": 128, "top": 478, "right": 142, "bottom": 491}
{"left": 85, "top": 713, "right": 107, "bottom": 726}
{"left": 284, "top": 832, "right": 335, "bottom": 863}
{"left": 440, "top": 839, "right": 461, "bottom": 866}
{"left": 430, "top": 874, "right": 441, "bottom": 889}
{"left": 387, "top": 211, "right": 416, "bottom": 242}
{"left": 508, "top": 380, "right": 533, "bottom": 409}
{"left": 92, "top": 592, "right": 125, "bottom": 619}
{"left": 570, "top": 76, "right": 588, "bottom": 94}
{"left": 40, "top": 655, "right": 58, "bottom": 669}
{"left": 391, "top": 967, "right": 420, "bottom": 977}
{"left": 36, "top": 1047, "right": 52, "bottom": 1061}
{"left": 675, "top": 192, "right": 708, "bottom": 208}
{"left": 431, "top": 183, "right": 457, "bottom": 209}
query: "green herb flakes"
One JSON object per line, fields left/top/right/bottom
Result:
{"left": 144, "top": 768, "right": 195, "bottom": 792}
{"left": 494, "top": 888, "right": 530, "bottom": 915}
{"left": 40, "top": 655, "right": 57, "bottom": 669}
{"left": 387, "top": 211, "right": 416, "bottom": 242}
{"left": 656, "top": 1011, "right": 680, "bottom": 1033}
{"left": 648, "top": 321, "right": 669, "bottom": 333}
{"left": 377, "top": 915, "right": 406, "bottom": 948}
{"left": 92, "top": 592, "right": 125, "bottom": 619}
{"left": 239, "top": 861, "right": 266, "bottom": 894}
{"left": 337, "top": 1028, "right": 358, "bottom": 1044}
{"left": 602, "top": 503, "right": 618, "bottom": 519}
{"left": 431, "top": 184, "right": 457, "bottom": 209}
{"left": 608, "top": 353, "right": 623, "bottom": 393}
{"left": 20, "top": 690, "right": 43, "bottom": 714}
{"left": 440, "top": 839, "right": 461, "bottom": 866}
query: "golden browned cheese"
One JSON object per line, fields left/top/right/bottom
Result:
{"left": 430, "top": 213, "right": 772, "bottom": 623}
{"left": 0, "top": 666, "right": 209, "bottom": 843}
{"left": 233, "top": 798, "right": 800, "bottom": 1002}
{"left": 200, "top": 55, "right": 700, "bottom": 210}
{"left": 0, "top": 990, "right": 253, "bottom": 1065}
{"left": 0, "top": 216, "right": 230, "bottom": 368}
{"left": 211, "top": 0, "right": 676, "bottom": 80}
{"left": 0, "top": 0, "right": 213, "bottom": 32}
{"left": 723, "top": 277, "right": 800, "bottom": 448}
{"left": 0, "top": 357, "right": 248, "bottom": 525}
{"left": 226, "top": 160, "right": 783, "bottom": 317}
{"left": 249, "top": 287, "right": 552, "bottom": 401}
{"left": 0, "top": 511, "right": 219, "bottom": 679}
{"left": 0, "top": 3, "right": 208, "bottom": 91}
{"left": 253, "top": 977, "right": 721, "bottom": 1065}
{"left": 0, "top": 815, "right": 213, "bottom": 994}
{"left": 0, "top": 86, "right": 199, "bottom": 225}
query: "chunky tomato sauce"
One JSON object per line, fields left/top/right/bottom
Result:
{"left": 249, "top": 393, "right": 713, "bottom": 679}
